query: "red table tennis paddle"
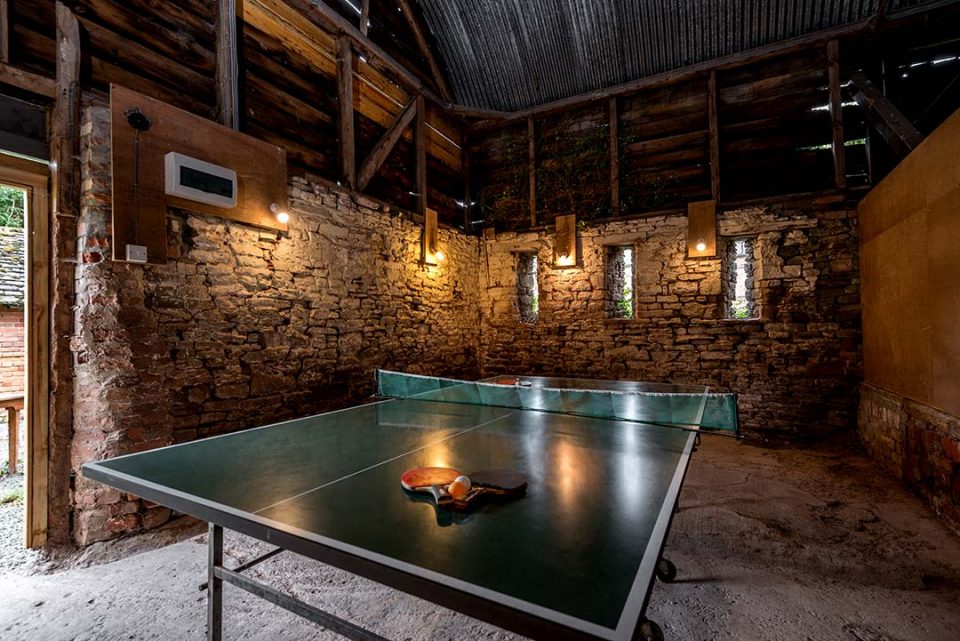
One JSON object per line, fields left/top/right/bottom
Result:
{"left": 400, "top": 467, "right": 459, "bottom": 507}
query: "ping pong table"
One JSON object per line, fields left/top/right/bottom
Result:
{"left": 83, "top": 371, "right": 738, "bottom": 641}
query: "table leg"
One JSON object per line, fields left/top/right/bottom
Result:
{"left": 6, "top": 407, "right": 17, "bottom": 475}
{"left": 207, "top": 523, "right": 223, "bottom": 641}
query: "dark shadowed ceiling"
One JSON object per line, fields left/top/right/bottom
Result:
{"left": 414, "top": 0, "right": 956, "bottom": 111}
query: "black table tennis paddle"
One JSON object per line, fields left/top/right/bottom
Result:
{"left": 450, "top": 469, "right": 528, "bottom": 510}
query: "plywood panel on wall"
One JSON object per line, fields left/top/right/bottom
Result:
{"left": 859, "top": 107, "right": 960, "bottom": 418}
{"left": 111, "top": 84, "right": 287, "bottom": 264}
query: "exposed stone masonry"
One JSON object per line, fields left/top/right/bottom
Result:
{"left": 65, "top": 100, "right": 865, "bottom": 545}
{"left": 859, "top": 383, "right": 960, "bottom": 534}
{"left": 480, "top": 200, "right": 861, "bottom": 437}
{"left": 70, "top": 103, "right": 481, "bottom": 544}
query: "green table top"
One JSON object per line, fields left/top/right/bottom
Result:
{"left": 84, "top": 391, "right": 696, "bottom": 641}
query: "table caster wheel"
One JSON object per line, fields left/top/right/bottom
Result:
{"left": 655, "top": 558, "right": 677, "bottom": 582}
{"left": 637, "top": 619, "right": 664, "bottom": 641}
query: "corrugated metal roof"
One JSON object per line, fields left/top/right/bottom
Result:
{"left": 415, "top": 0, "right": 953, "bottom": 111}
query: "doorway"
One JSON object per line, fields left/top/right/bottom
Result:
{"left": 0, "top": 153, "right": 49, "bottom": 549}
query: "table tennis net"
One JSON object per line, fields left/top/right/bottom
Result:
{"left": 376, "top": 370, "right": 739, "bottom": 435}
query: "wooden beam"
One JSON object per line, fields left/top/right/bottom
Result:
{"left": 0, "top": 0, "right": 9, "bottom": 63}
{"left": 849, "top": 71, "right": 924, "bottom": 158}
{"left": 52, "top": 2, "right": 80, "bottom": 218}
{"left": 0, "top": 62, "right": 56, "bottom": 98}
{"left": 827, "top": 40, "right": 846, "bottom": 189}
{"left": 281, "top": 0, "right": 445, "bottom": 107}
{"left": 462, "top": 130, "right": 471, "bottom": 229}
{"left": 359, "top": 0, "right": 369, "bottom": 36}
{"left": 396, "top": 0, "right": 453, "bottom": 103}
{"left": 216, "top": 0, "right": 240, "bottom": 129}
{"left": 415, "top": 95, "right": 427, "bottom": 215}
{"left": 872, "top": 0, "right": 893, "bottom": 26}
{"left": 528, "top": 116, "right": 536, "bottom": 226}
{"left": 609, "top": 97, "right": 619, "bottom": 214}
{"left": 707, "top": 71, "right": 720, "bottom": 202}
{"left": 337, "top": 36, "right": 356, "bottom": 188}
{"left": 357, "top": 98, "right": 417, "bottom": 191}
{"left": 471, "top": 19, "right": 876, "bottom": 131}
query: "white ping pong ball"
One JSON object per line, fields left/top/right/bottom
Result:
{"left": 448, "top": 475, "right": 471, "bottom": 499}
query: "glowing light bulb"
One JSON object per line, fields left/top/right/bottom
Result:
{"left": 434, "top": 250, "right": 445, "bottom": 262}
{"left": 270, "top": 203, "right": 290, "bottom": 224}
{"left": 695, "top": 240, "right": 707, "bottom": 252}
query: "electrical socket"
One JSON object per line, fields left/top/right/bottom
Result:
{"left": 125, "top": 244, "right": 148, "bottom": 263}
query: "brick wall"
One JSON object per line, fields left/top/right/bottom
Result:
{"left": 69, "top": 102, "right": 482, "bottom": 545}
{"left": 0, "top": 309, "right": 24, "bottom": 394}
{"left": 479, "top": 201, "right": 862, "bottom": 437}
{"left": 860, "top": 383, "right": 960, "bottom": 534}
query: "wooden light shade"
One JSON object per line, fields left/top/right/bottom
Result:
{"left": 554, "top": 214, "right": 577, "bottom": 267}
{"left": 687, "top": 200, "right": 717, "bottom": 258}
{"left": 421, "top": 208, "right": 443, "bottom": 265}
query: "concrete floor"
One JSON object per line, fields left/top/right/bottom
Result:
{"left": 1, "top": 437, "right": 959, "bottom": 641}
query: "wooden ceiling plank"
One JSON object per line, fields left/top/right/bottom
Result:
{"left": 0, "top": 62, "right": 55, "bottom": 97}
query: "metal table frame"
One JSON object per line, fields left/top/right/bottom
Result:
{"left": 198, "top": 434, "right": 699, "bottom": 641}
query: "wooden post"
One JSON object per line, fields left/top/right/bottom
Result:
{"left": 52, "top": 2, "right": 80, "bottom": 218}
{"left": 359, "top": 0, "right": 370, "bottom": 36}
{"left": 337, "top": 36, "right": 356, "bottom": 188}
{"left": 0, "top": 0, "right": 9, "bottom": 64}
{"left": 827, "top": 40, "right": 846, "bottom": 189}
{"left": 707, "top": 71, "right": 720, "bottom": 202}
{"left": 415, "top": 95, "right": 427, "bottom": 216}
{"left": 528, "top": 116, "right": 536, "bottom": 226}
{"left": 6, "top": 407, "right": 17, "bottom": 475}
{"left": 609, "top": 97, "right": 620, "bottom": 215}
{"left": 216, "top": 0, "right": 239, "bottom": 129}
{"left": 462, "top": 131, "right": 471, "bottom": 230}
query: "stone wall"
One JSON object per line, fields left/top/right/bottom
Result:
{"left": 479, "top": 200, "right": 862, "bottom": 437}
{"left": 62, "top": 99, "right": 865, "bottom": 545}
{"left": 860, "top": 383, "right": 960, "bottom": 534}
{"left": 69, "top": 102, "right": 482, "bottom": 545}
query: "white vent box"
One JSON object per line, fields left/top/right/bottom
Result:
{"left": 164, "top": 152, "right": 237, "bottom": 209}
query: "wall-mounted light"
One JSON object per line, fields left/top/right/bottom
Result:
{"left": 687, "top": 200, "right": 717, "bottom": 258}
{"left": 422, "top": 208, "right": 444, "bottom": 265}
{"left": 270, "top": 202, "right": 290, "bottom": 225}
{"left": 554, "top": 214, "right": 577, "bottom": 267}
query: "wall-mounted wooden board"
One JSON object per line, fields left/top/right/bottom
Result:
{"left": 110, "top": 84, "right": 287, "bottom": 264}
{"left": 860, "top": 107, "right": 960, "bottom": 418}
{"left": 687, "top": 200, "right": 717, "bottom": 258}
